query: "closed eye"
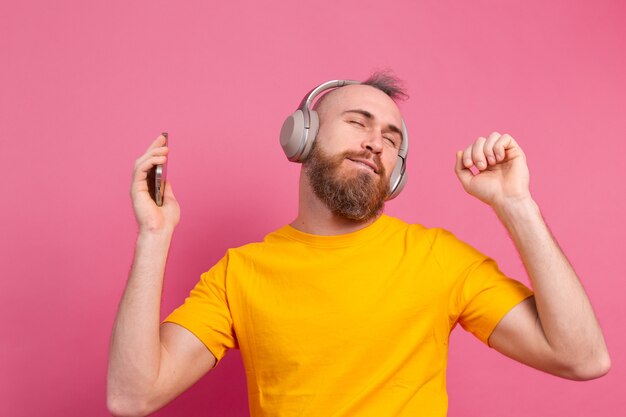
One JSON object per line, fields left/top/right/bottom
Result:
{"left": 384, "top": 136, "right": 397, "bottom": 146}
{"left": 349, "top": 120, "right": 365, "bottom": 127}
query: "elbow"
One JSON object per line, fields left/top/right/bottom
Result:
{"left": 107, "top": 392, "right": 151, "bottom": 417}
{"left": 563, "top": 350, "right": 611, "bottom": 381}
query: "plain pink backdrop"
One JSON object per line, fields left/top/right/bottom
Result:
{"left": 1, "top": 1, "right": 624, "bottom": 416}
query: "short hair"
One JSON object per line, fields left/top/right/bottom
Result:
{"left": 362, "top": 71, "right": 409, "bottom": 102}
{"left": 313, "top": 71, "right": 408, "bottom": 112}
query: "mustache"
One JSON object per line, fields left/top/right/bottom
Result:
{"left": 341, "top": 150, "right": 384, "bottom": 174}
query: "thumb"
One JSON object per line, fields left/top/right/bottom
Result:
{"left": 454, "top": 150, "right": 473, "bottom": 189}
{"left": 164, "top": 180, "right": 175, "bottom": 200}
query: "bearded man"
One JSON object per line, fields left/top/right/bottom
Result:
{"left": 107, "top": 73, "right": 610, "bottom": 417}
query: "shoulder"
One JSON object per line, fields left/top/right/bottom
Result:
{"left": 383, "top": 215, "right": 486, "bottom": 263}
{"left": 220, "top": 225, "right": 291, "bottom": 262}
{"left": 382, "top": 215, "right": 455, "bottom": 245}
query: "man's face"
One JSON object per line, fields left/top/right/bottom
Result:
{"left": 304, "top": 85, "right": 404, "bottom": 221}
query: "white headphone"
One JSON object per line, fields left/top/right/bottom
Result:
{"left": 279, "top": 80, "right": 408, "bottom": 200}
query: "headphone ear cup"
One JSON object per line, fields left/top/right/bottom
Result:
{"left": 386, "top": 160, "right": 407, "bottom": 200}
{"left": 280, "top": 110, "right": 306, "bottom": 161}
{"left": 299, "top": 110, "right": 319, "bottom": 161}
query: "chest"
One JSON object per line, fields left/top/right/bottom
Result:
{"left": 228, "top": 251, "right": 451, "bottom": 365}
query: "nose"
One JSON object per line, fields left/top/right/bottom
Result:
{"left": 362, "top": 129, "right": 384, "bottom": 154}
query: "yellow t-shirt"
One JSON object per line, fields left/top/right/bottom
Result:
{"left": 164, "top": 215, "right": 533, "bottom": 416}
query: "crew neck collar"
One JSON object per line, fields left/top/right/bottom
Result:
{"left": 277, "top": 214, "right": 392, "bottom": 248}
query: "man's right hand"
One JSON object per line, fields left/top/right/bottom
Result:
{"left": 131, "top": 134, "right": 180, "bottom": 233}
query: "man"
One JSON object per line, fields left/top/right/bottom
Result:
{"left": 107, "top": 73, "right": 610, "bottom": 417}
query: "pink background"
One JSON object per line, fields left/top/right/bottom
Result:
{"left": 1, "top": 1, "right": 624, "bottom": 415}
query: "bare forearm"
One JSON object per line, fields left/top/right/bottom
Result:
{"left": 495, "top": 198, "right": 609, "bottom": 369}
{"left": 108, "top": 230, "right": 173, "bottom": 409}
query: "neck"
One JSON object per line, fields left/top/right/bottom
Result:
{"left": 290, "top": 169, "right": 380, "bottom": 236}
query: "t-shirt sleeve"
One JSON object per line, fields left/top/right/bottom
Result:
{"left": 162, "top": 254, "right": 238, "bottom": 364}
{"left": 436, "top": 229, "right": 534, "bottom": 346}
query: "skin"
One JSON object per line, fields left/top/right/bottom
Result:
{"left": 107, "top": 86, "right": 610, "bottom": 417}
{"left": 292, "top": 85, "right": 404, "bottom": 235}
{"left": 107, "top": 137, "right": 215, "bottom": 416}
{"left": 455, "top": 132, "right": 610, "bottom": 379}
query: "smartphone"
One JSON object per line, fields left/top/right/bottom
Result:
{"left": 147, "top": 132, "right": 168, "bottom": 206}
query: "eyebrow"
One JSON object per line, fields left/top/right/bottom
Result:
{"left": 342, "top": 109, "right": 403, "bottom": 140}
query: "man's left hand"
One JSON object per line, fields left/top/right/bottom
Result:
{"left": 454, "top": 132, "right": 531, "bottom": 209}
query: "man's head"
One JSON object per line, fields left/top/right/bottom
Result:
{"left": 303, "top": 73, "right": 408, "bottom": 221}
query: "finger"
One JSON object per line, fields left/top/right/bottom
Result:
{"left": 143, "top": 143, "right": 169, "bottom": 159}
{"left": 483, "top": 132, "right": 501, "bottom": 165}
{"left": 462, "top": 144, "right": 474, "bottom": 169}
{"left": 133, "top": 146, "right": 169, "bottom": 171}
{"left": 471, "top": 136, "right": 488, "bottom": 171}
{"left": 146, "top": 134, "right": 168, "bottom": 152}
{"left": 130, "top": 155, "right": 167, "bottom": 200}
{"left": 454, "top": 150, "right": 473, "bottom": 189}
{"left": 493, "top": 133, "right": 516, "bottom": 161}
{"left": 133, "top": 155, "right": 168, "bottom": 183}
{"left": 152, "top": 145, "right": 169, "bottom": 155}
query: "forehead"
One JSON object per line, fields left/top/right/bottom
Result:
{"left": 317, "top": 84, "right": 402, "bottom": 124}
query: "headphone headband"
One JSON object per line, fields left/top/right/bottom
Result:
{"left": 295, "top": 80, "right": 361, "bottom": 136}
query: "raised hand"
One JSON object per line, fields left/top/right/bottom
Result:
{"left": 454, "top": 132, "right": 531, "bottom": 209}
{"left": 130, "top": 134, "right": 180, "bottom": 233}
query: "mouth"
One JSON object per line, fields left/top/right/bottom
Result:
{"left": 347, "top": 158, "right": 379, "bottom": 174}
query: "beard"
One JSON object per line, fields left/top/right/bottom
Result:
{"left": 304, "top": 143, "right": 388, "bottom": 222}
